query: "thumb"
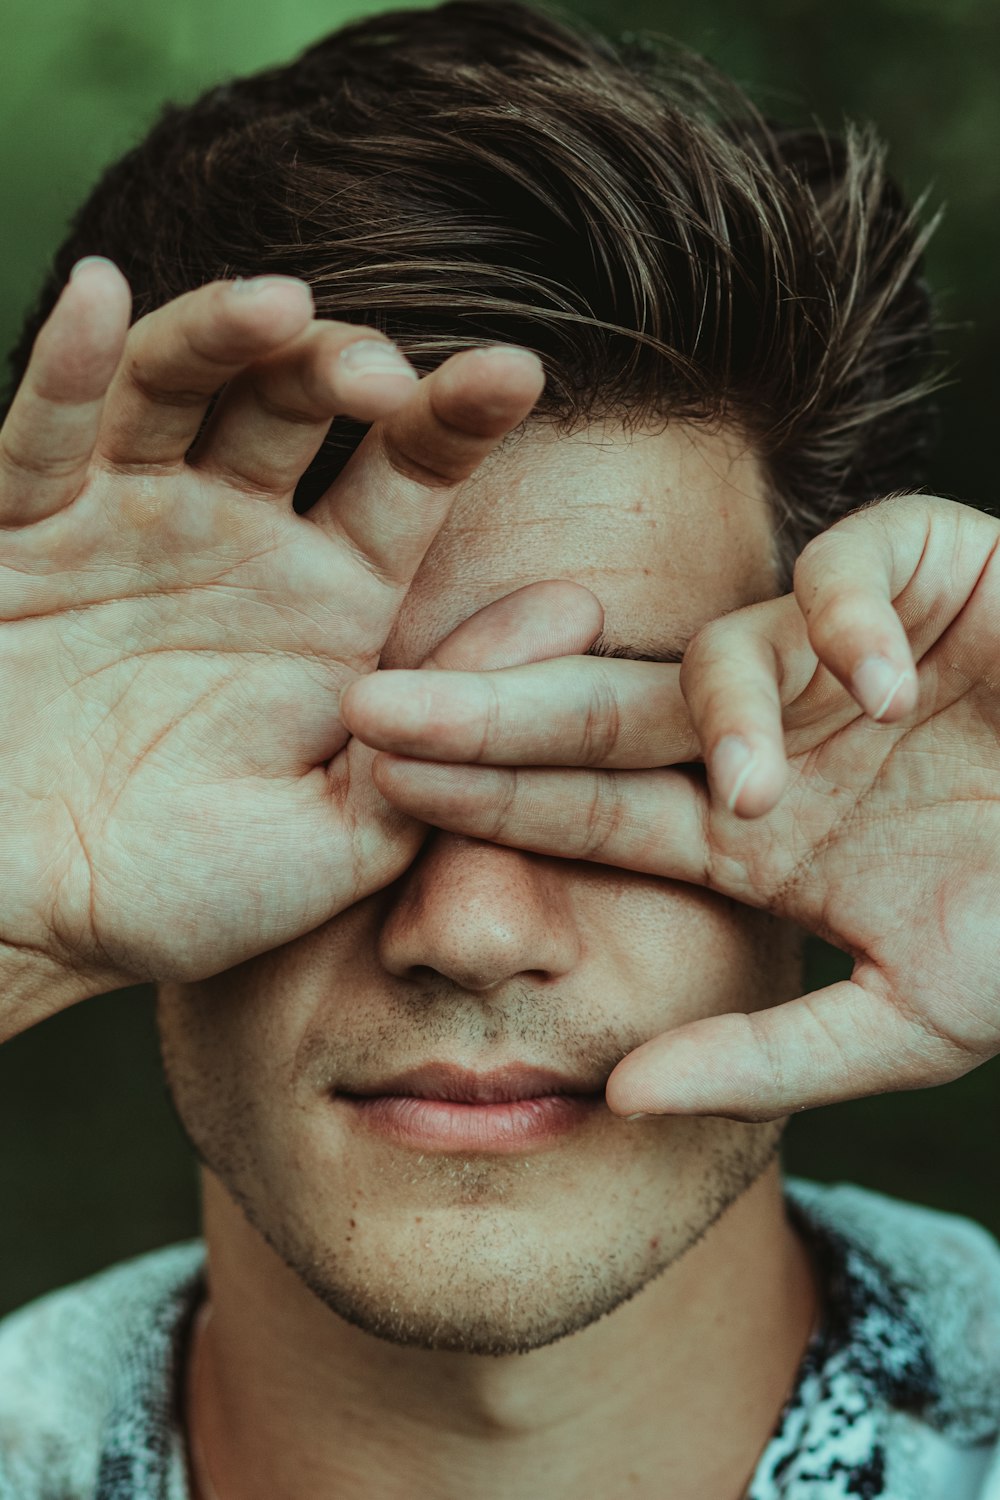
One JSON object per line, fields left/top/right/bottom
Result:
{"left": 418, "top": 578, "right": 603, "bottom": 671}
{"left": 346, "top": 581, "right": 603, "bottom": 737}
{"left": 605, "top": 977, "right": 967, "bottom": 1122}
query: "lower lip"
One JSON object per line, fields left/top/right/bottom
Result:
{"left": 340, "top": 1094, "right": 603, "bottom": 1151}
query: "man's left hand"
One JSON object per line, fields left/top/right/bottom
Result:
{"left": 342, "top": 495, "right": 1000, "bottom": 1121}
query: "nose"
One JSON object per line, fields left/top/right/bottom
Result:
{"left": 378, "top": 833, "right": 581, "bottom": 992}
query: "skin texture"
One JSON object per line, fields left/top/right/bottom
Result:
{"left": 159, "top": 420, "right": 818, "bottom": 1500}
{"left": 354, "top": 487, "right": 1000, "bottom": 1120}
{"left": 7, "top": 259, "right": 998, "bottom": 1496}
{"left": 0, "top": 263, "right": 552, "bottom": 1034}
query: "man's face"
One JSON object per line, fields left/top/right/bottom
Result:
{"left": 157, "top": 419, "right": 805, "bottom": 1356}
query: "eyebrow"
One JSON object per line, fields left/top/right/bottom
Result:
{"left": 585, "top": 629, "right": 688, "bottom": 665}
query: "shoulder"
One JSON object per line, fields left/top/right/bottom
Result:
{"left": 0, "top": 1242, "right": 205, "bottom": 1498}
{"left": 786, "top": 1178, "right": 1000, "bottom": 1441}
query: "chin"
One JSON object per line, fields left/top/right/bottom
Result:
{"left": 211, "top": 1122, "right": 784, "bottom": 1358}
{"left": 245, "top": 1198, "right": 678, "bottom": 1356}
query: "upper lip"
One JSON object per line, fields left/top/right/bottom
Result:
{"left": 339, "top": 1063, "right": 604, "bottom": 1103}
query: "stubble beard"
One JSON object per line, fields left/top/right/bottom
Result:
{"left": 203, "top": 1118, "right": 785, "bottom": 1358}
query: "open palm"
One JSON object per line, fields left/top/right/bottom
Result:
{"left": 0, "top": 260, "right": 550, "bottom": 1023}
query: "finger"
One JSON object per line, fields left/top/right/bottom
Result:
{"left": 339, "top": 582, "right": 605, "bottom": 887}
{"left": 344, "top": 655, "right": 699, "bottom": 767}
{"left": 368, "top": 759, "right": 713, "bottom": 882}
{"left": 678, "top": 599, "right": 799, "bottom": 818}
{"left": 345, "top": 582, "right": 601, "bottom": 797}
{"left": 792, "top": 498, "right": 923, "bottom": 724}
{"left": 188, "top": 323, "right": 420, "bottom": 499}
{"left": 0, "top": 258, "right": 131, "bottom": 524}
{"left": 418, "top": 580, "right": 604, "bottom": 673}
{"left": 604, "top": 977, "right": 976, "bottom": 1121}
{"left": 95, "top": 275, "right": 315, "bottom": 469}
{"left": 307, "top": 344, "right": 545, "bottom": 587}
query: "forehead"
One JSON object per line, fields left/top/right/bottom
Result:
{"left": 381, "top": 419, "right": 779, "bottom": 669}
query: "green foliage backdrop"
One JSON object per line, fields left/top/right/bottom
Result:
{"left": 0, "top": 0, "right": 996, "bottom": 1316}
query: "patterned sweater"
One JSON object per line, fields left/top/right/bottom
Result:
{"left": 0, "top": 1179, "right": 998, "bottom": 1498}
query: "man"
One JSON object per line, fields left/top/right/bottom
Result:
{"left": 0, "top": 1, "right": 997, "bottom": 1495}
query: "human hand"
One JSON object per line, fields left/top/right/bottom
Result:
{"left": 342, "top": 494, "right": 1000, "bottom": 1120}
{"left": 0, "top": 258, "right": 552, "bottom": 1034}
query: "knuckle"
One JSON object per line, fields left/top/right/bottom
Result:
{"left": 579, "top": 672, "right": 621, "bottom": 766}
{"left": 0, "top": 436, "right": 81, "bottom": 483}
{"left": 378, "top": 428, "right": 457, "bottom": 491}
{"left": 486, "top": 769, "right": 520, "bottom": 840}
{"left": 338, "top": 533, "right": 399, "bottom": 593}
{"left": 841, "top": 491, "right": 912, "bottom": 524}
{"left": 579, "top": 775, "right": 624, "bottom": 860}
{"left": 806, "top": 587, "right": 871, "bottom": 646}
{"left": 793, "top": 528, "right": 831, "bottom": 569}
{"left": 123, "top": 355, "right": 210, "bottom": 410}
{"left": 681, "top": 646, "right": 757, "bottom": 724}
{"left": 681, "top": 615, "right": 733, "bottom": 673}
{"left": 479, "top": 679, "right": 504, "bottom": 762}
{"left": 792, "top": 533, "right": 842, "bottom": 601}
{"left": 101, "top": 458, "right": 177, "bottom": 482}
{"left": 245, "top": 375, "right": 322, "bottom": 428}
{"left": 740, "top": 1014, "right": 789, "bottom": 1117}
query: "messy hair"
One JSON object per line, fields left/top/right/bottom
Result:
{"left": 4, "top": 0, "right": 944, "bottom": 590}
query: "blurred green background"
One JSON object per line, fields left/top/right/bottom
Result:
{"left": 1, "top": 0, "right": 997, "bottom": 1317}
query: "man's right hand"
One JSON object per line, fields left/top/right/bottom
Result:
{"left": 0, "top": 259, "right": 581, "bottom": 1035}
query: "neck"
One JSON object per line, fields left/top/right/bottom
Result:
{"left": 186, "top": 1163, "right": 818, "bottom": 1500}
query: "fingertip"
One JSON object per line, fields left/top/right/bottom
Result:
{"left": 341, "top": 677, "right": 385, "bottom": 744}
{"left": 604, "top": 1052, "right": 657, "bottom": 1117}
{"left": 851, "top": 657, "right": 917, "bottom": 722}
{"left": 69, "top": 255, "right": 126, "bottom": 285}
{"left": 36, "top": 260, "right": 132, "bottom": 402}
{"left": 370, "top": 749, "right": 442, "bottom": 809}
{"left": 229, "top": 273, "right": 314, "bottom": 306}
{"left": 729, "top": 751, "right": 789, "bottom": 819}
{"left": 531, "top": 578, "right": 605, "bottom": 647}
{"left": 343, "top": 672, "right": 432, "bottom": 751}
{"left": 62, "top": 257, "right": 131, "bottom": 323}
{"left": 63, "top": 259, "right": 132, "bottom": 327}
{"left": 434, "top": 343, "right": 546, "bottom": 434}
{"left": 220, "top": 275, "right": 316, "bottom": 348}
{"left": 339, "top": 674, "right": 364, "bottom": 722}
{"left": 468, "top": 344, "right": 546, "bottom": 384}
{"left": 368, "top": 749, "right": 409, "bottom": 793}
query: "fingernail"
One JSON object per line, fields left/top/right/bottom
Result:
{"left": 472, "top": 344, "right": 544, "bottom": 373}
{"left": 851, "top": 656, "right": 912, "bottom": 720}
{"left": 231, "top": 275, "right": 309, "bottom": 297}
{"left": 624, "top": 1112, "right": 650, "bottom": 1122}
{"left": 340, "top": 339, "right": 418, "bottom": 379}
{"left": 70, "top": 255, "right": 116, "bottom": 280}
{"left": 712, "top": 735, "right": 758, "bottom": 814}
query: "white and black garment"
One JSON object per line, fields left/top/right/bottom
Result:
{"left": 0, "top": 1178, "right": 998, "bottom": 1499}
{"left": 750, "top": 1181, "right": 1000, "bottom": 1498}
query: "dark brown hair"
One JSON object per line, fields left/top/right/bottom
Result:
{"left": 4, "top": 0, "right": 944, "bottom": 588}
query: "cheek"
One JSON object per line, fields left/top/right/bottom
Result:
{"left": 155, "top": 963, "right": 308, "bottom": 1170}
{"left": 156, "top": 921, "right": 352, "bottom": 1078}
{"left": 154, "top": 908, "right": 384, "bottom": 1184}
{"left": 575, "top": 873, "right": 802, "bottom": 1024}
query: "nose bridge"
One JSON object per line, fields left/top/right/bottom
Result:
{"left": 377, "top": 833, "right": 581, "bottom": 991}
